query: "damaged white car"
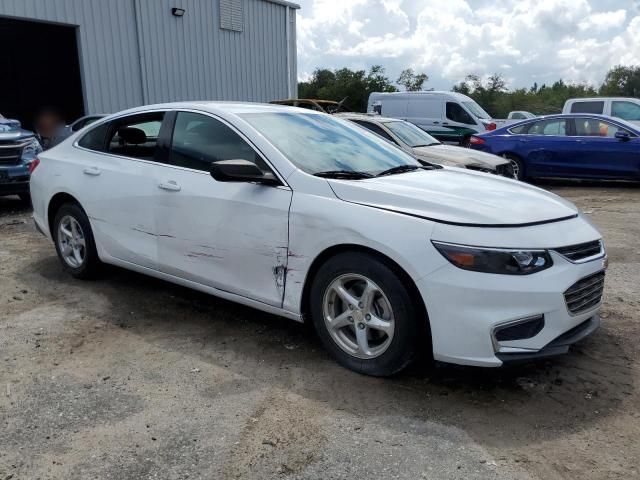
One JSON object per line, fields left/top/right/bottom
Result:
{"left": 30, "top": 103, "right": 606, "bottom": 376}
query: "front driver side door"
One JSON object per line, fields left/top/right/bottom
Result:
{"left": 570, "top": 117, "right": 640, "bottom": 179}
{"left": 153, "top": 111, "right": 293, "bottom": 307}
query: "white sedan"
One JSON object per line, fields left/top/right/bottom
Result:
{"left": 30, "top": 102, "right": 607, "bottom": 376}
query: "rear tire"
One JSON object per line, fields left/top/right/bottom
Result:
{"left": 309, "top": 251, "right": 424, "bottom": 376}
{"left": 503, "top": 153, "right": 525, "bottom": 180}
{"left": 52, "top": 203, "right": 102, "bottom": 279}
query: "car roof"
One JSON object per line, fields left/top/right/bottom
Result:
{"left": 369, "top": 90, "right": 472, "bottom": 101}
{"left": 566, "top": 97, "right": 639, "bottom": 102}
{"left": 335, "top": 113, "right": 401, "bottom": 124}
{"left": 488, "top": 113, "right": 640, "bottom": 134}
{"left": 100, "top": 101, "right": 326, "bottom": 119}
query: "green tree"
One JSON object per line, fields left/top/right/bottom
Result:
{"left": 297, "top": 66, "right": 397, "bottom": 112}
{"left": 600, "top": 65, "right": 640, "bottom": 97}
{"left": 397, "top": 68, "right": 428, "bottom": 91}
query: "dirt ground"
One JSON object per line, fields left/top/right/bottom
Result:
{"left": 1, "top": 183, "right": 639, "bottom": 480}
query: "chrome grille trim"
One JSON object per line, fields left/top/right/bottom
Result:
{"left": 564, "top": 271, "right": 605, "bottom": 315}
{"left": 553, "top": 240, "right": 604, "bottom": 263}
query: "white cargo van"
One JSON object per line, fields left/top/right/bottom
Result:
{"left": 368, "top": 91, "right": 494, "bottom": 145}
{"left": 563, "top": 97, "right": 640, "bottom": 126}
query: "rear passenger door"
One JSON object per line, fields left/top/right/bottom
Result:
{"left": 74, "top": 112, "right": 168, "bottom": 269}
{"left": 513, "top": 118, "right": 578, "bottom": 177}
{"left": 153, "top": 110, "right": 292, "bottom": 307}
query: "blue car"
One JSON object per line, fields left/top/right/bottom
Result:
{"left": 0, "top": 116, "right": 43, "bottom": 202}
{"left": 470, "top": 114, "right": 640, "bottom": 181}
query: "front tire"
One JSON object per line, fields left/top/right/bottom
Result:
{"left": 309, "top": 252, "right": 423, "bottom": 376}
{"left": 52, "top": 203, "right": 102, "bottom": 279}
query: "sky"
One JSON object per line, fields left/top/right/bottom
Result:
{"left": 295, "top": 0, "right": 640, "bottom": 90}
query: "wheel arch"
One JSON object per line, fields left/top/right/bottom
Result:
{"left": 47, "top": 192, "right": 83, "bottom": 235}
{"left": 299, "top": 244, "right": 432, "bottom": 348}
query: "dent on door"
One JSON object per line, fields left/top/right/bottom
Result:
{"left": 155, "top": 176, "right": 293, "bottom": 308}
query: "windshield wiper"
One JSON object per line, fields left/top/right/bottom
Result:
{"left": 375, "top": 165, "right": 422, "bottom": 177}
{"left": 313, "top": 170, "right": 373, "bottom": 180}
{"left": 413, "top": 142, "right": 440, "bottom": 147}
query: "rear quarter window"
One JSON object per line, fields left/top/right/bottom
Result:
{"left": 78, "top": 122, "right": 109, "bottom": 151}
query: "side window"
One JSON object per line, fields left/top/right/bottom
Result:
{"left": 103, "top": 112, "right": 165, "bottom": 160}
{"left": 574, "top": 118, "right": 633, "bottom": 138}
{"left": 612, "top": 101, "right": 640, "bottom": 122}
{"left": 171, "top": 112, "right": 268, "bottom": 172}
{"left": 570, "top": 101, "right": 604, "bottom": 114}
{"left": 527, "top": 119, "right": 568, "bottom": 136}
{"left": 509, "top": 123, "right": 529, "bottom": 134}
{"left": 511, "top": 112, "right": 525, "bottom": 120}
{"left": 352, "top": 121, "right": 397, "bottom": 144}
{"left": 446, "top": 102, "right": 474, "bottom": 125}
{"left": 78, "top": 122, "right": 110, "bottom": 151}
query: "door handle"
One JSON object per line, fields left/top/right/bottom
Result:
{"left": 442, "top": 122, "right": 449, "bottom": 126}
{"left": 433, "top": 121, "right": 440, "bottom": 125}
{"left": 83, "top": 167, "right": 101, "bottom": 176}
{"left": 158, "top": 181, "right": 181, "bottom": 192}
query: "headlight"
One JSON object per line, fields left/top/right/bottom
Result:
{"left": 432, "top": 241, "right": 553, "bottom": 275}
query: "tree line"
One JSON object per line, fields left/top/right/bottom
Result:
{"left": 298, "top": 65, "right": 640, "bottom": 118}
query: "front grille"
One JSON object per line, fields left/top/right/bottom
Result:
{"left": 564, "top": 271, "right": 605, "bottom": 315}
{"left": 0, "top": 140, "right": 28, "bottom": 165}
{"left": 554, "top": 240, "right": 603, "bottom": 262}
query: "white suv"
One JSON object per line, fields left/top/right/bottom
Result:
{"left": 30, "top": 102, "right": 606, "bottom": 375}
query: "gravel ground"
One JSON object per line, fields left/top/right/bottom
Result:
{"left": 0, "top": 182, "right": 638, "bottom": 480}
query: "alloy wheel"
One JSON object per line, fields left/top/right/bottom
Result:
{"left": 322, "top": 274, "right": 395, "bottom": 359}
{"left": 57, "top": 215, "right": 86, "bottom": 268}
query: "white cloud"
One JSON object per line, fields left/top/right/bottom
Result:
{"left": 295, "top": 0, "right": 640, "bottom": 89}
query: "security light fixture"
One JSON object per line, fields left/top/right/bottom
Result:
{"left": 171, "top": 7, "right": 185, "bottom": 17}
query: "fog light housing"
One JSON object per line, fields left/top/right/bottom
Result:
{"left": 494, "top": 315, "right": 545, "bottom": 343}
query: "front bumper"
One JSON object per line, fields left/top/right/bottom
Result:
{"left": 0, "top": 178, "right": 29, "bottom": 195}
{"left": 416, "top": 251, "right": 607, "bottom": 367}
{"left": 496, "top": 315, "right": 599, "bottom": 364}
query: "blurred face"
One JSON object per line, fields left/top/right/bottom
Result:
{"left": 36, "top": 111, "right": 63, "bottom": 136}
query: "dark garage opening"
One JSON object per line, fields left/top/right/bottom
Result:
{"left": 0, "top": 16, "right": 84, "bottom": 132}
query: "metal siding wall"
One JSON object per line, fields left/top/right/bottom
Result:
{"left": 0, "top": 0, "right": 295, "bottom": 110}
{"left": 137, "top": 0, "right": 290, "bottom": 103}
{"left": 0, "top": 0, "right": 144, "bottom": 114}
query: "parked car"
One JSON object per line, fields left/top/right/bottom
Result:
{"left": 53, "top": 114, "right": 107, "bottom": 146}
{"left": 563, "top": 97, "right": 640, "bottom": 126}
{"left": 270, "top": 98, "right": 350, "bottom": 113}
{"left": 493, "top": 111, "right": 537, "bottom": 129}
{"left": 470, "top": 114, "right": 640, "bottom": 181}
{"left": 0, "top": 115, "right": 43, "bottom": 202}
{"left": 337, "top": 113, "right": 513, "bottom": 177}
{"left": 367, "top": 91, "right": 495, "bottom": 146}
{"left": 31, "top": 102, "right": 606, "bottom": 376}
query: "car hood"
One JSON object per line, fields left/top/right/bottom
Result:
{"left": 412, "top": 144, "right": 507, "bottom": 169}
{"left": 0, "top": 118, "right": 35, "bottom": 140}
{"left": 328, "top": 168, "right": 578, "bottom": 226}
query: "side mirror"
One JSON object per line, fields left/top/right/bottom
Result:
{"left": 615, "top": 131, "right": 631, "bottom": 141}
{"left": 210, "top": 159, "right": 280, "bottom": 185}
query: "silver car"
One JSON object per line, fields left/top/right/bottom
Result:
{"left": 338, "top": 113, "right": 514, "bottom": 177}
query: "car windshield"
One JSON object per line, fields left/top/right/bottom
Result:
{"left": 462, "top": 101, "right": 491, "bottom": 119}
{"left": 383, "top": 120, "right": 440, "bottom": 147}
{"left": 240, "top": 112, "right": 420, "bottom": 175}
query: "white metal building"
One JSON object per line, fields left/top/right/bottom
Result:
{"left": 0, "top": 0, "right": 299, "bottom": 129}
